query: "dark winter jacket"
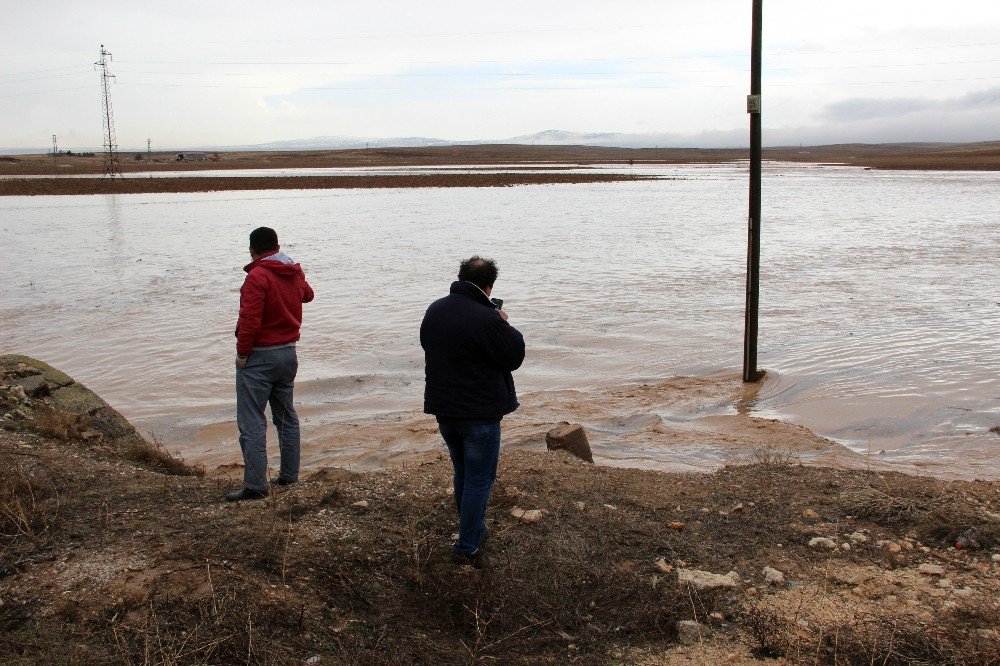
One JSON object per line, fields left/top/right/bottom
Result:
{"left": 235, "top": 250, "right": 315, "bottom": 357}
{"left": 420, "top": 281, "right": 526, "bottom": 422}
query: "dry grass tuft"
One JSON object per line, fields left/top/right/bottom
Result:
{"left": 21, "top": 403, "right": 80, "bottom": 441}
{"left": 814, "top": 606, "right": 999, "bottom": 665}
{"left": 842, "top": 482, "right": 928, "bottom": 524}
{"left": 735, "top": 601, "right": 788, "bottom": 659}
{"left": 106, "top": 574, "right": 306, "bottom": 664}
{"left": 749, "top": 444, "right": 801, "bottom": 468}
{"left": 0, "top": 455, "right": 61, "bottom": 583}
{"left": 843, "top": 477, "right": 999, "bottom": 548}
{"left": 737, "top": 597, "right": 1000, "bottom": 665}
{"left": 0, "top": 459, "right": 57, "bottom": 545}
{"left": 122, "top": 437, "right": 204, "bottom": 477}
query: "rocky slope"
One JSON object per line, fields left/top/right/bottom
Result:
{"left": 1, "top": 357, "right": 998, "bottom": 664}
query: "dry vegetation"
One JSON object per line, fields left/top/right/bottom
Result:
{"left": 0, "top": 140, "right": 997, "bottom": 195}
{"left": 1, "top": 425, "right": 998, "bottom": 664}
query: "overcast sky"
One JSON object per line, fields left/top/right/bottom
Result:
{"left": 2, "top": 0, "right": 999, "bottom": 149}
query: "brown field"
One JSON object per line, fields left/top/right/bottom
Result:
{"left": 0, "top": 172, "right": 650, "bottom": 197}
{"left": 0, "top": 139, "right": 996, "bottom": 187}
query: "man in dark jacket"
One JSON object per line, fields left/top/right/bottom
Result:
{"left": 420, "top": 256, "right": 525, "bottom": 567}
{"left": 227, "top": 227, "right": 314, "bottom": 502}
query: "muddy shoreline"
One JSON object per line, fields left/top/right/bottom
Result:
{"left": 0, "top": 172, "right": 651, "bottom": 197}
{"left": 2, "top": 140, "right": 998, "bottom": 185}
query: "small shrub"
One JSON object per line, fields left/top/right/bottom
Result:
{"left": 750, "top": 444, "right": 800, "bottom": 467}
{"left": 0, "top": 458, "right": 57, "bottom": 545}
{"left": 123, "top": 438, "right": 203, "bottom": 477}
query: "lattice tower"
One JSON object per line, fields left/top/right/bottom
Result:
{"left": 95, "top": 45, "right": 123, "bottom": 178}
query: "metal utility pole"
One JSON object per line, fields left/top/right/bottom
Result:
{"left": 95, "top": 45, "right": 123, "bottom": 178}
{"left": 147, "top": 138, "right": 151, "bottom": 159}
{"left": 742, "top": 0, "right": 763, "bottom": 382}
{"left": 51, "top": 135, "right": 58, "bottom": 163}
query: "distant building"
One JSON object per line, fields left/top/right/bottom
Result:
{"left": 176, "top": 152, "right": 207, "bottom": 161}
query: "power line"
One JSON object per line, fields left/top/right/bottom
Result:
{"left": 3, "top": 56, "right": 994, "bottom": 93}
{"left": 0, "top": 64, "right": 92, "bottom": 78}
{"left": 1, "top": 69, "right": 94, "bottom": 84}
{"left": 0, "top": 22, "right": 745, "bottom": 58}
{"left": 4, "top": 72, "right": 998, "bottom": 100}
{"left": 0, "top": 85, "right": 92, "bottom": 99}
{"left": 120, "top": 21, "right": 745, "bottom": 44}
{"left": 4, "top": 76, "right": 998, "bottom": 99}
{"left": 110, "top": 40, "right": 1000, "bottom": 68}
{"left": 108, "top": 74, "right": 1000, "bottom": 92}
{"left": 106, "top": 58, "right": 1000, "bottom": 79}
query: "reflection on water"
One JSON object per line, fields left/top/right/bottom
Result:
{"left": 1, "top": 162, "right": 997, "bottom": 479}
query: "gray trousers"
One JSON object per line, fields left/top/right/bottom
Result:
{"left": 236, "top": 346, "right": 300, "bottom": 491}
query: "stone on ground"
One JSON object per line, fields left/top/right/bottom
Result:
{"left": 762, "top": 566, "right": 785, "bottom": 585}
{"left": 545, "top": 422, "right": 594, "bottom": 463}
{"left": 510, "top": 507, "right": 543, "bottom": 522}
{"left": 676, "top": 620, "right": 709, "bottom": 645}
{"left": 677, "top": 568, "right": 740, "bottom": 590}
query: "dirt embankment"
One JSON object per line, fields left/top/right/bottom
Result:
{"left": 2, "top": 140, "right": 998, "bottom": 180}
{"left": 2, "top": 358, "right": 999, "bottom": 664}
{"left": 0, "top": 172, "right": 650, "bottom": 197}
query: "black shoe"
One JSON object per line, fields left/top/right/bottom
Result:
{"left": 225, "top": 488, "right": 268, "bottom": 502}
{"left": 270, "top": 476, "right": 296, "bottom": 486}
{"left": 451, "top": 548, "right": 491, "bottom": 570}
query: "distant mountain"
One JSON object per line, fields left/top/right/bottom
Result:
{"left": 206, "top": 135, "right": 454, "bottom": 151}
{"left": 0, "top": 129, "right": 750, "bottom": 154}
{"left": 506, "top": 129, "right": 628, "bottom": 144}
{"left": 502, "top": 129, "right": 751, "bottom": 148}
{"left": 207, "top": 129, "right": 714, "bottom": 152}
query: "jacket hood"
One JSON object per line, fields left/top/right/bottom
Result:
{"left": 449, "top": 280, "right": 494, "bottom": 307}
{"left": 244, "top": 250, "right": 303, "bottom": 277}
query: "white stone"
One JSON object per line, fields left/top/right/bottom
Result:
{"left": 762, "top": 567, "right": 785, "bottom": 585}
{"left": 351, "top": 500, "right": 369, "bottom": 508}
{"left": 918, "top": 563, "right": 945, "bottom": 576}
{"left": 991, "top": 553, "right": 1000, "bottom": 562}
{"left": 510, "top": 507, "right": 543, "bottom": 522}
{"left": 677, "top": 568, "right": 741, "bottom": 590}
{"left": 952, "top": 586, "right": 974, "bottom": 598}
{"left": 809, "top": 537, "right": 837, "bottom": 549}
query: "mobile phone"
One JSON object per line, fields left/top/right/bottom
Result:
{"left": 490, "top": 298, "right": 504, "bottom": 310}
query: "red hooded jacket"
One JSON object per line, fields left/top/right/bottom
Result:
{"left": 236, "top": 250, "right": 315, "bottom": 357}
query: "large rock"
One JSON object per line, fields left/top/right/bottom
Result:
{"left": 545, "top": 422, "right": 594, "bottom": 463}
{"left": 1, "top": 354, "right": 140, "bottom": 441}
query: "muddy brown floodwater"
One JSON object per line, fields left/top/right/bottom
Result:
{"left": 1, "top": 162, "right": 998, "bottom": 479}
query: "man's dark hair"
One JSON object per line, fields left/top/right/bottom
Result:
{"left": 458, "top": 256, "right": 499, "bottom": 290}
{"left": 249, "top": 227, "right": 279, "bottom": 254}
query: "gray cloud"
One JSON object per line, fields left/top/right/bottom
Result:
{"left": 822, "top": 86, "right": 1000, "bottom": 122}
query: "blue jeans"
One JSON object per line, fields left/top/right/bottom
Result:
{"left": 236, "top": 347, "right": 300, "bottom": 492}
{"left": 439, "top": 421, "right": 501, "bottom": 555}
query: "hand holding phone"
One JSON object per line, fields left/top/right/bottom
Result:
{"left": 490, "top": 298, "right": 504, "bottom": 310}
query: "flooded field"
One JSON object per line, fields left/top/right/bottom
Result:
{"left": 1, "top": 162, "right": 998, "bottom": 478}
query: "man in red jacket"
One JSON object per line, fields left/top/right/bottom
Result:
{"left": 227, "top": 227, "right": 314, "bottom": 502}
